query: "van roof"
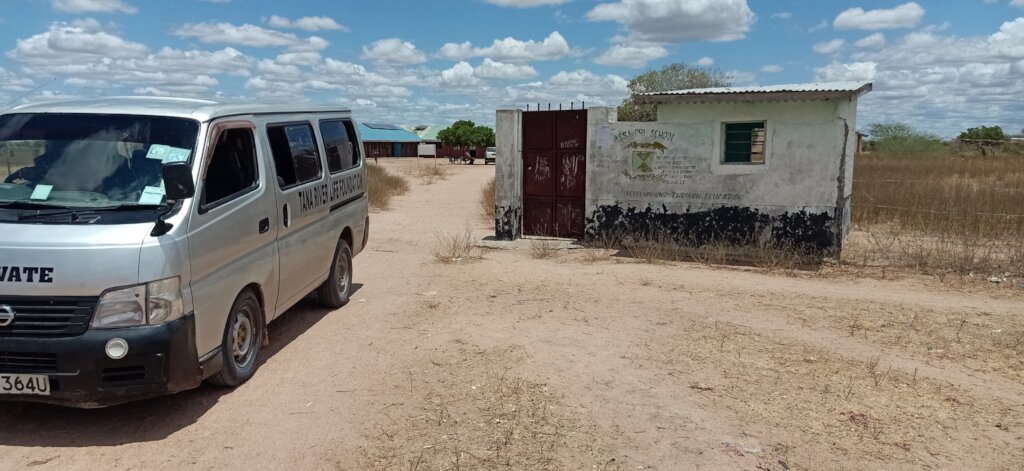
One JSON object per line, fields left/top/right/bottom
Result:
{"left": 5, "top": 96, "right": 352, "bottom": 122}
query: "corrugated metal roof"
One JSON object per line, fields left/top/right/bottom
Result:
{"left": 638, "top": 82, "right": 872, "bottom": 104}
{"left": 399, "top": 124, "right": 448, "bottom": 141}
{"left": 358, "top": 122, "right": 422, "bottom": 143}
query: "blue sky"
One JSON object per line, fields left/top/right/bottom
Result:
{"left": 1, "top": 0, "right": 1022, "bottom": 136}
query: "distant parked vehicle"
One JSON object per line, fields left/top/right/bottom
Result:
{"left": 484, "top": 147, "right": 496, "bottom": 164}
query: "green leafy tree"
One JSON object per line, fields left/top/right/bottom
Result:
{"left": 436, "top": 120, "right": 475, "bottom": 148}
{"left": 958, "top": 125, "right": 1005, "bottom": 141}
{"left": 437, "top": 120, "right": 495, "bottom": 148}
{"left": 469, "top": 126, "right": 495, "bottom": 147}
{"left": 867, "top": 122, "right": 945, "bottom": 154}
{"left": 618, "top": 63, "right": 732, "bottom": 122}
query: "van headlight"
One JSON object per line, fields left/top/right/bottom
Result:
{"left": 92, "top": 277, "right": 184, "bottom": 329}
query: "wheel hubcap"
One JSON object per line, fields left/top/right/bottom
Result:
{"left": 230, "top": 310, "right": 255, "bottom": 367}
{"left": 336, "top": 254, "right": 350, "bottom": 295}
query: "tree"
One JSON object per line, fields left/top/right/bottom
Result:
{"left": 866, "top": 122, "right": 945, "bottom": 154}
{"left": 958, "top": 125, "right": 1005, "bottom": 141}
{"left": 469, "top": 126, "right": 495, "bottom": 147}
{"left": 437, "top": 120, "right": 495, "bottom": 148}
{"left": 618, "top": 63, "right": 732, "bottom": 122}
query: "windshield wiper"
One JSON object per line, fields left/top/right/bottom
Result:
{"left": 4, "top": 202, "right": 164, "bottom": 222}
{"left": 0, "top": 201, "right": 73, "bottom": 210}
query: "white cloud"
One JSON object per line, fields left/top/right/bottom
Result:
{"left": 267, "top": 15, "right": 348, "bottom": 32}
{"left": 834, "top": 2, "right": 925, "bottom": 30}
{"left": 474, "top": 58, "right": 538, "bottom": 79}
{"left": 1013, "top": 0, "right": 1024, "bottom": 8}
{"left": 760, "top": 64, "right": 783, "bottom": 73}
{"left": 275, "top": 51, "right": 322, "bottom": 66}
{"left": 808, "top": 20, "right": 828, "bottom": 33}
{"left": 9, "top": 19, "right": 147, "bottom": 61}
{"left": 770, "top": 12, "right": 792, "bottom": 20}
{"left": 5, "top": 20, "right": 257, "bottom": 97}
{"left": 594, "top": 43, "right": 668, "bottom": 68}
{"left": 854, "top": 32, "right": 887, "bottom": 48}
{"left": 813, "top": 38, "right": 845, "bottom": 54}
{"left": 440, "top": 62, "right": 480, "bottom": 86}
{"left": 506, "top": 69, "right": 629, "bottom": 106}
{"left": 438, "top": 31, "right": 570, "bottom": 62}
{"left": 818, "top": 17, "right": 1024, "bottom": 137}
{"left": 814, "top": 61, "right": 877, "bottom": 82}
{"left": 587, "top": 0, "right": 755, "bottom": 42}
{"left": 362, "top": 38, "right": 427, "bottom": 65}
{"left": 174, "top": 22, "right": 312, "bottom": 48}
{"left": 696, "top": 56, "right": 714, "bottom": 66}
{"left": 52, "top": 0, "right": 137, "bottom": 14}
{"left": 482, "top": 0, "right": 571, "bottom": 7}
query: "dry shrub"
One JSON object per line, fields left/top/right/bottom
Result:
{"left": 528, "top": 239, "right": 560, "bottom": 259}
{"left": 432, "top": 229, "right": 479, "bottom": 264}
{"left": 620, "top": 231, "right": 819, "bottom": 271}
{"left": 366, "top": 163, "right": 410, "bottom": 211}
{"left": 478, "top": 176, "right": 496, "bottom": 226}
{"left": 849, "top": 152, "right": 1024, "bottom": 277}
{"left": 580, "top": 248, "right": 614, "bottom": 263}
{"left": 410, "top": 162, "right": 449, "bottom": 184}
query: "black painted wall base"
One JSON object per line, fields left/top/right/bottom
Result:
{"left": 495, "top": 205, "right": 522, "bottom": 241}
{"left": 585, "top": 204, "right": 839, "bottom": 252}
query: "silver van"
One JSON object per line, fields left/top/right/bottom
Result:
{"left": 0, "top": 97, "right": 368, "bottom": 407}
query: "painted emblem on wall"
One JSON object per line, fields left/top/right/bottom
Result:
{"left": 622, "top": 141, "right": 668, "bottom": 181}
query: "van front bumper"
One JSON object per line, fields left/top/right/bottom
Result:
{"left": 0, "top": 313, "right": 202, "bottom": 408}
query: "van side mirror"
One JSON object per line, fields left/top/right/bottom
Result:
{"left": 162, "top": 161, "right": 195, "bottom": 200}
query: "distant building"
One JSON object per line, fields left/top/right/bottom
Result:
{"left": 360, "top": 123, "right": 422, "bottom": 158}
{"left": 403, "top": 123, "right": 492, "bottom": 159}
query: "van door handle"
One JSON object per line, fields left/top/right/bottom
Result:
{"left": 258, "top": 217, "right": 270, "bottom": 234}
{"left": 282, "top": 204, "right": 290, "bottom": 228}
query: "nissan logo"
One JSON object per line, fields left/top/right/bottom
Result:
{"left": 0, "top": 305, "right": 14, "bottom": 327}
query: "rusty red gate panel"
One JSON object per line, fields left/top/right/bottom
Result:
{"left": 522, "top": 110, "right": 587, "bottom": 238}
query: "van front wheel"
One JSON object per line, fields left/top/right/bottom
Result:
{"left": 318, "top": 239, "right": 353, "bottom": 308}
{"left": 208, "top": 290, "right": 263, "bottom": 387}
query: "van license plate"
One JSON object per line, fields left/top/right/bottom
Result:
{"left": 0, "top": 374, "right": 51, "bottom": 396}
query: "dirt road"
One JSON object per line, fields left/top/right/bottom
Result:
{"left": 1, "top": 160, "right": 1022, "bottom": 470}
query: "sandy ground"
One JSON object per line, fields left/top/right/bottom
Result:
{"left": 1, "top": 159, "right": 1023, "bottom": 470}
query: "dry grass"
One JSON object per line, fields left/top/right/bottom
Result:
{"left": 358, "top": 346, "right": 605, "bottom": 470}
{"left": 408, "top": 162, "right": 450, "bottom": 185}
{"left": 528, "top": 239, "right": 561, "bottom": 259}
{"left": 640, "top": 319, "right": 1024, "bottom": 468}
{"left": 367, "top": 163, "right": 410, "bottom": 211}
{"left": 478, "top": 177, "right": 496, "bottom": 227}
{"left": 849, "top": 152, "right": 1024, "bottom": 277}
{"left": 620, "top": 231, "right": 820, "bottom": 272}
{"left": 777, "top": 293, "right": 1024, "bottom": 383}
{"left": 432, "top": 229, "right": 480, "bottom": 264}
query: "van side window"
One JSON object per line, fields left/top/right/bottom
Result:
{"left": 202, "top": 128, "right": 258, "bottom": 208}
{"left": 267, "top": 123, "right": 322, "bottom": 188}
{"left": 320, "top": 119, "right": 360, "bottom": 173}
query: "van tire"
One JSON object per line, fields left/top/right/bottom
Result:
{"left": 318, "top": 239, "right": 353, "bottom": 308}
{"left": 208, "top": 290, "right": 263, "bottom": 387}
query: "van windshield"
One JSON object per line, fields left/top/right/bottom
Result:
{"left": 0, "top": 113, "right": 199, "bottom": 209}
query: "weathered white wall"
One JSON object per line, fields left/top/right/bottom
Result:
{"left": 494, "top": 109, "right": 522, "bottom": 240}
{"left": 587, "top": 98, "right": 859, "bottom": 249}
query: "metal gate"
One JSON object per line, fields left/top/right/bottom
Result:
{"left": 522, "top": 110, "right": 587, "bottom": 238}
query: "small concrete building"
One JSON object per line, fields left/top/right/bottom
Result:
{"left": 494, "top": 82, "right": 872, "bottom": 254}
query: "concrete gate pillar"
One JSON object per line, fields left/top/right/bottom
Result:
{"left": 494, "top": 109, "right": 523, "bottom": 240}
